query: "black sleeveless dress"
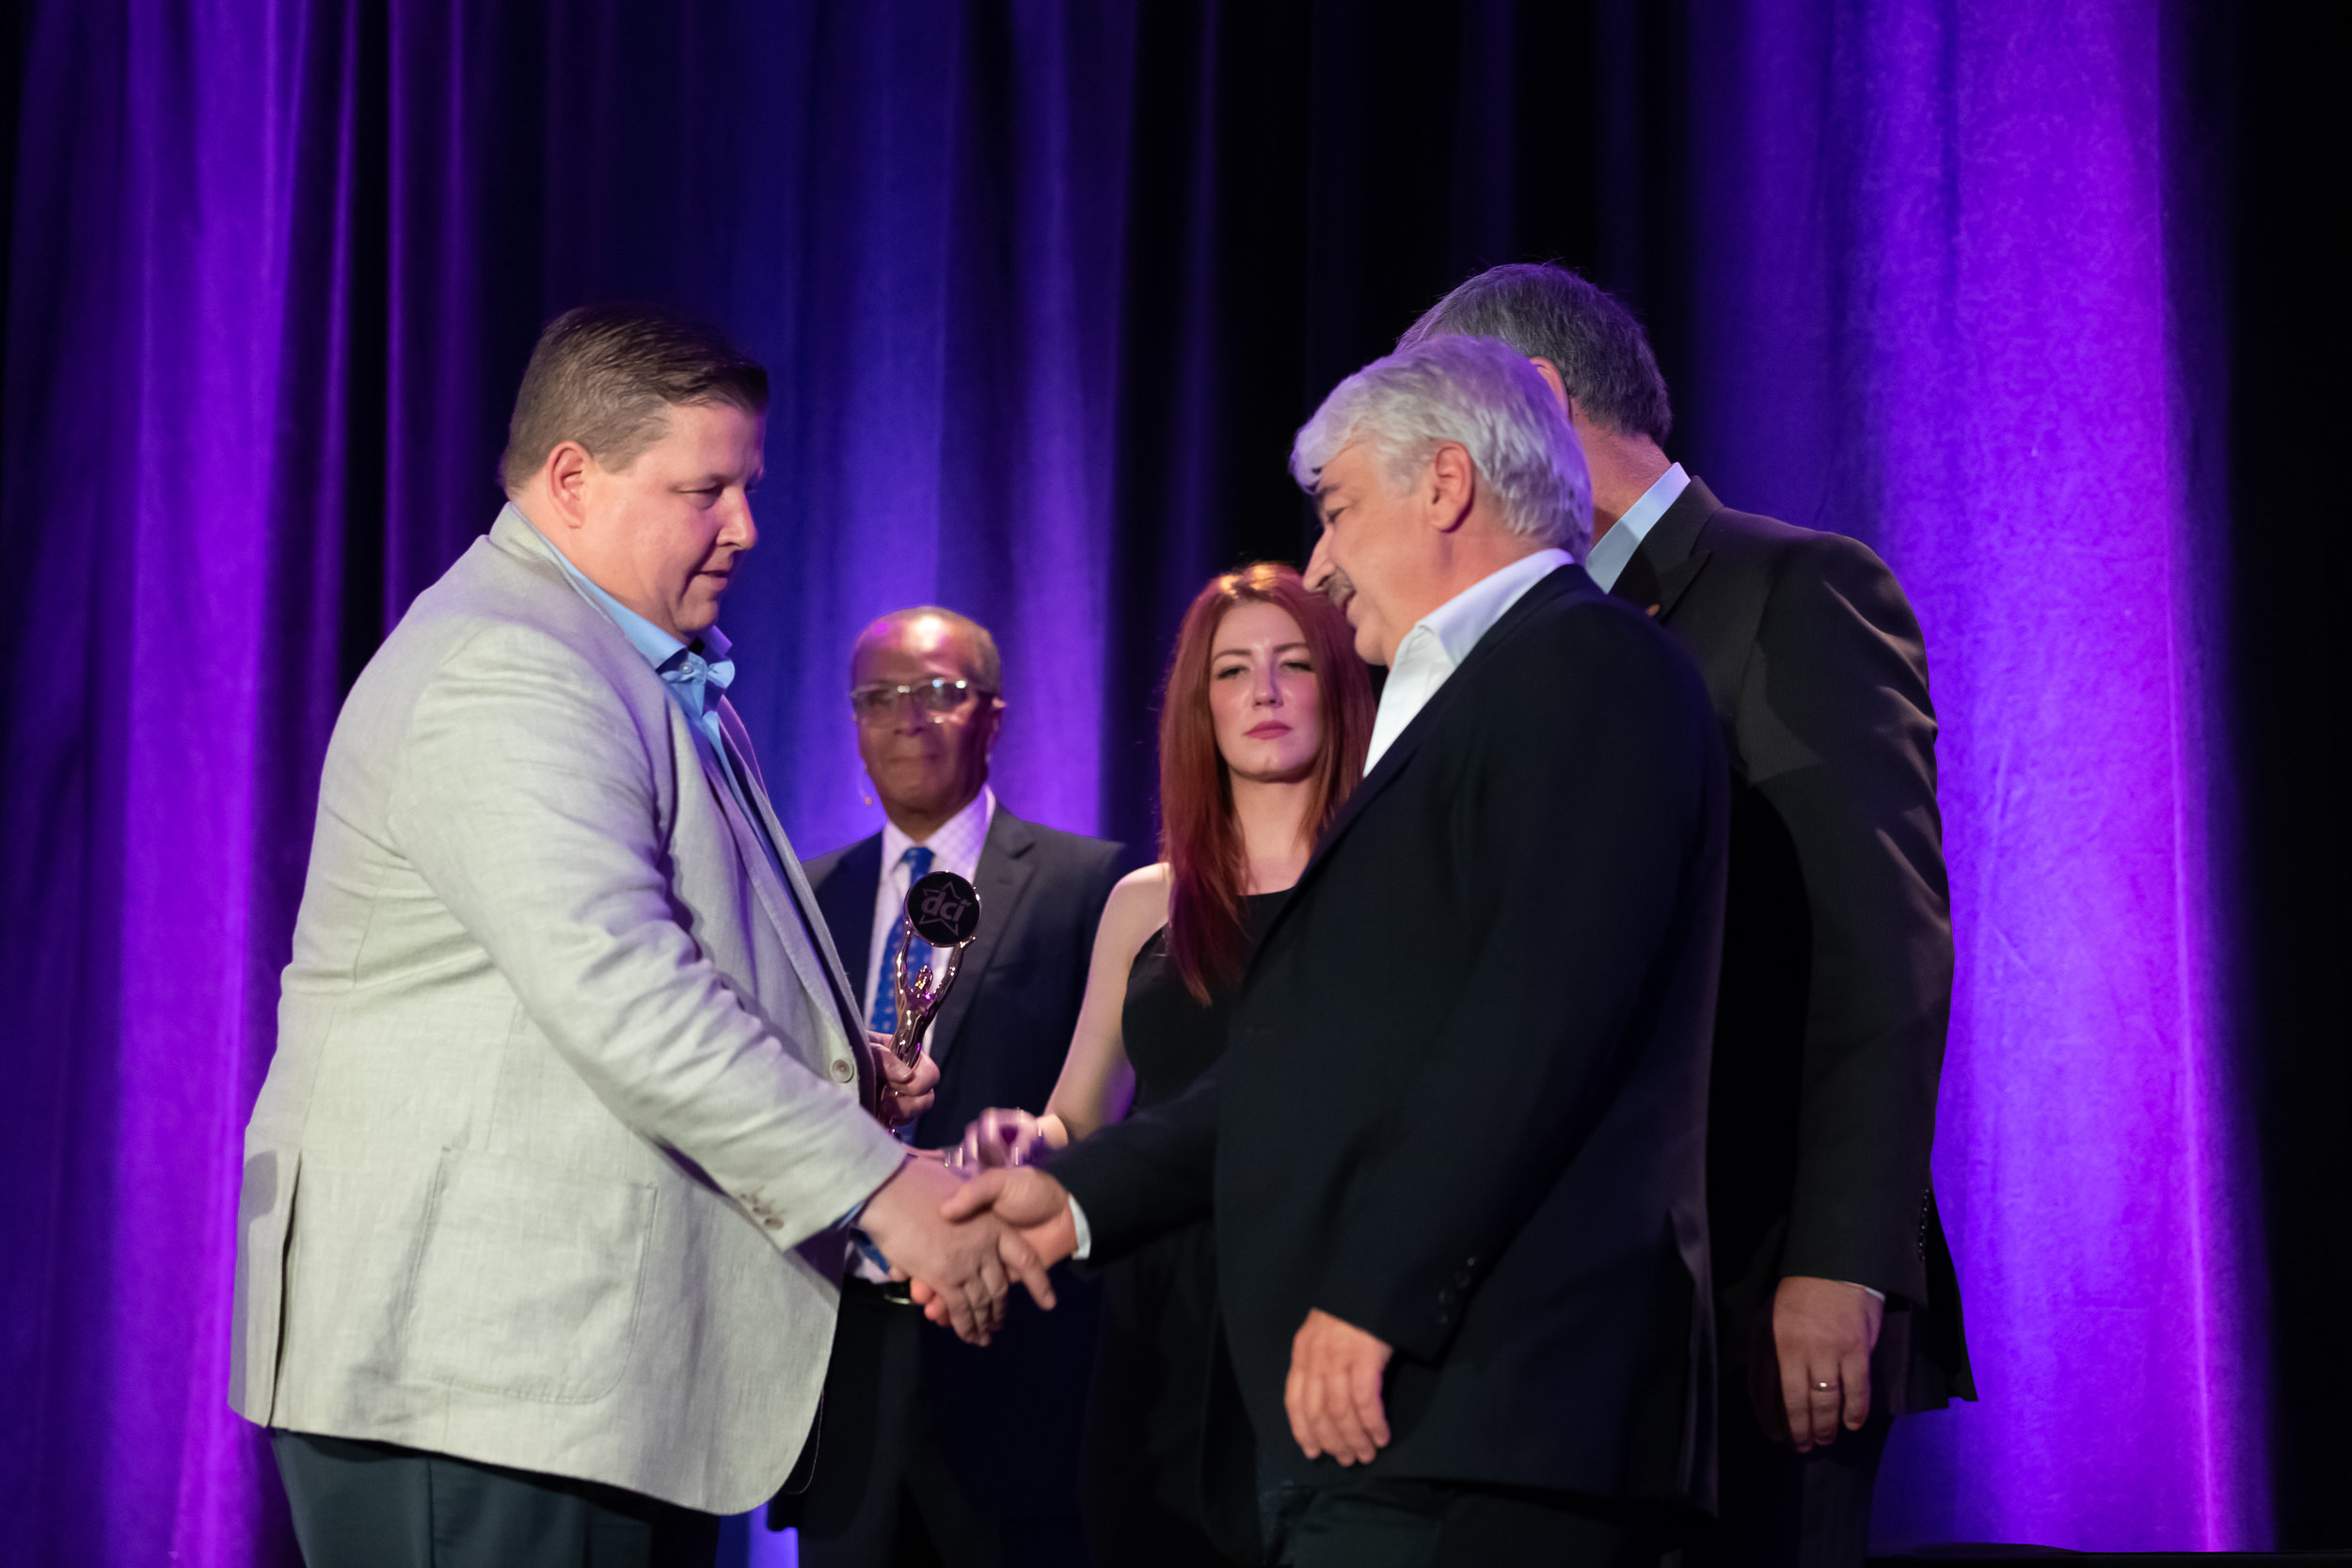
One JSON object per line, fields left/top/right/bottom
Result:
{"left": 1079, "top": 891, "right": 1289, "bottom": 1568}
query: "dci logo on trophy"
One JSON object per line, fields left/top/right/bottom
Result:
{"left": 874, "top": 870, "right": 983, "bottom": 1117}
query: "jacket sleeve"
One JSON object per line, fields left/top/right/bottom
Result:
{"left": 387, "top": 621, "right": 907, "bottom": 1251}
{"left": 1316, "top": 616, "right": 1725, "bottom": 1361}
{"left": 1046, "top": 1065, "right": 1223, "bottom": 1263}
{"left": 1742, "top": 533, "right": 1953, "bottom": 1301}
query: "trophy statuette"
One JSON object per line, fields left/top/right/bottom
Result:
{"left": 885, "top": 869, "right": 983, "bottom": 1074}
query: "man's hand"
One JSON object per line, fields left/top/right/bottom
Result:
{"left": 855, "top": 1159, "right": 1052, "bottom": 1345}
{"left": 911, "top": 1167, "right": 1078, "bottom": 1331}
{"left": 1284, "top": 1308, "right": 1391, "bottom": 1465}
{"left": 1757, "top": 1275, "right": 1883, "bottom": 1451}
{"left": 867, "top": 1032, "right": 939, "bottom": 1130}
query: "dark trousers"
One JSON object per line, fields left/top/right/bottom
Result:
{"left": 1705, "top": 1396, "right": 1894, "bottom": 1568}
{"left": 1259, "top": 1479, "right": 1661, "bottom": 1568}
{"left": 772, "top": 1282, "right": 1022, "bottom": 1568}
{"left": 270, "top": 1430, "right": 720, "bottom": 1568}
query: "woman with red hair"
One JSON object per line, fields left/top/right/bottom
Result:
{"left": 956, "top": 561, "right": 1372, "bottom": 1565}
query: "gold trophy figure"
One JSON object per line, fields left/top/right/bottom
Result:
{"left": 883, "top": 869, "right": 983, "bottom": 1081}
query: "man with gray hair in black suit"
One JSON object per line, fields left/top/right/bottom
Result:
{"left": 937, "top": 333, "right": 1728, "bottom": 1568}
{"left": 1401, "top": 261, "right": 1973, "bottom": 1568}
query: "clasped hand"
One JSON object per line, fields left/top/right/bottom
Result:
{"left": 922, "top": 1171, "right": 1397, "bottom": 1468}
{"left": 854, "top": 1157, "right": 1057, "bottom": 1347}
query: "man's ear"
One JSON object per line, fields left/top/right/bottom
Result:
{"left": 1424, "top": 442, "right": 1477, "bottom": 534}
{"left": 1527, "top": 356, "right": 1571, "bottom": 418}
{"left": 544, "top": 440, "right": 595, "bottom": 530}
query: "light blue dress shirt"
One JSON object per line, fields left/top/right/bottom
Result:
{"left": 524, "top": 506, "right": 787, "bottom": 885}
{"left": 1582, "top": 462, "right": 1690, "bottom": 593}
{"left": 529, "top": 509, "right": 906, "bottom": 1231}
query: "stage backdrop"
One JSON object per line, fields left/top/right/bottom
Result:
{"left": 3, "top": 3, "right": 2334, "bottom": 1564}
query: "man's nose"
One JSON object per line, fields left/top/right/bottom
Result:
{"left": 723, "top": 492, "right": 759, "bottom": 552}
{"left": 1303, "top": 531, "right": 1333, "bottom": 590}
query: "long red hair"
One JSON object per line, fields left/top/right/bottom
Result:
{"left": 1160, "top": 562, "right": 1373, "bottom": 1002}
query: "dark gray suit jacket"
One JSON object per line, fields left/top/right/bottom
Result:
{"left": 798, "top": 802, "right": 1124, "bottom": 1523}
{"left": 804, "top": 804, "right": 1125, "bottom": 1149}
{"left": 1613, "top": 476, "right": 1971, "bottom": 1412}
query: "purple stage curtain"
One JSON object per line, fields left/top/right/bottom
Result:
{"left": 1683, "top": 2, "right": 2258, "bottom": 1549}
{"left": 0, "top": 2, "right": 2271, "bottom": 1563}
{"left": 0, "top": 5, "right": 1135, "bottom": 1563}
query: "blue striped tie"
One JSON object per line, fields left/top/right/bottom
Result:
{"left": 868, "top": 846, "right": 935, "bottom": 1034}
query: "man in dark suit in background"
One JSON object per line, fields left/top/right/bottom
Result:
{"left": 944, "top": 336, "right": 1728, "bottom": 1567}
{"left": 774, "top": 606, "right": 1124, "bottom": 1568}
{"left": 1401, "top": 262, "right": 1971, "bottom": 1568}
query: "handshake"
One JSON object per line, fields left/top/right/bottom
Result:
{"left": 859, "top": 1039, "right": 1077, "bottom": 1345}
{"left": 853, "top": 1157, "right": 1080, "bottom": 1343}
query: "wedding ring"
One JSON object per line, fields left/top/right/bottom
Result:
{"left": 1812, "top": 1380, "right": 1837, "bottom": 1391}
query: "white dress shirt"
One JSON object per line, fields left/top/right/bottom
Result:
{"left": 1581, "top": 462, "right": 1690, "bottom": 594}
{"left": 1360, "top": 547, "right": 1578, "bottom": 775}
{"left": 863, "top": 784, "right": 996, "bottom": 1025}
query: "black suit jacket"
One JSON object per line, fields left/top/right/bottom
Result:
{"left": 1053, "top": 565, "right": 1728, "bottom": 1510}
{"left": 803, "top": 802, "right": 1124, "bottom": 1519}
{"left": 1612, "top": 477, "right": 1971, "bottom": 1409}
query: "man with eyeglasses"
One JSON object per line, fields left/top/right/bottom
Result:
{"left": 772, "top": 606, "right": 1124, "bottom": 1567}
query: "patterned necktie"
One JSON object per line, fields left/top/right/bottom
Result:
{"left": 869, "top": 845, "right": 936, "bottom": 1034}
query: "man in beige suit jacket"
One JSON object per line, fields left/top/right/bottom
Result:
{"left": 230, "top": 307, "right": 1051, "bottom": 1568}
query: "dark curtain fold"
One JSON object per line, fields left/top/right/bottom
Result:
{"left": 1, "top": 4, "right": 2338, "bottom": 1564}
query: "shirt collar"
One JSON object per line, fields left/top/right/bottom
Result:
{"left": 881, "top": 785, "right": 996, "bottom": 880}
{"left": 1398, "top": 546, "right": 1577, "bottom": 670}
{"left": 522, "top": 503, "right": 738, "bottom": 714}
{"left": 1583, "top": 463, "right": 1689, "bottom": 593}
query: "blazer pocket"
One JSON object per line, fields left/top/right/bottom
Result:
{"left": 409, "top": 1150, "right": 657, "bottom": 1403}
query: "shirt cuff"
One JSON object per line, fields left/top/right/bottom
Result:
{"left": 1068, "top": 1194, "right": 1092, "bottom": 1261}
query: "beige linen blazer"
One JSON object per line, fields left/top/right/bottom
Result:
{"left": 230, "top": 505, "right": 906, "bottom": 1513}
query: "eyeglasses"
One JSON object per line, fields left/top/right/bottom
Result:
{"left": 850, "top": 678, "right": 995, "bottom": 723}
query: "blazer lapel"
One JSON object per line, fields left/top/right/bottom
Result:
{"left": 926, "top": 808, "right": 1038, "bottom": 1065}
{"left": 1613, "top": 477, "right": 1722, "bottom": 624}
{"left": 1269, "top": 564, "right": 1591, "bottom": 949}
{"left": 709, "top": 700, "right": 866, "bottom": 1047}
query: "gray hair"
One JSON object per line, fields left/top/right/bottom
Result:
{"left": 1289, "top": 334, "right": 1592, "bottom": 558}
{"left": 1398, "top": 262, "right": 1672, "bottom": 445}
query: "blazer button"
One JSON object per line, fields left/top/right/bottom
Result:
{"left": 1436, "top": 1287, "right": 1456, "bottom": 1308}
{"left": 831, "top": 1057, "right": 854, "bottom": 1083}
